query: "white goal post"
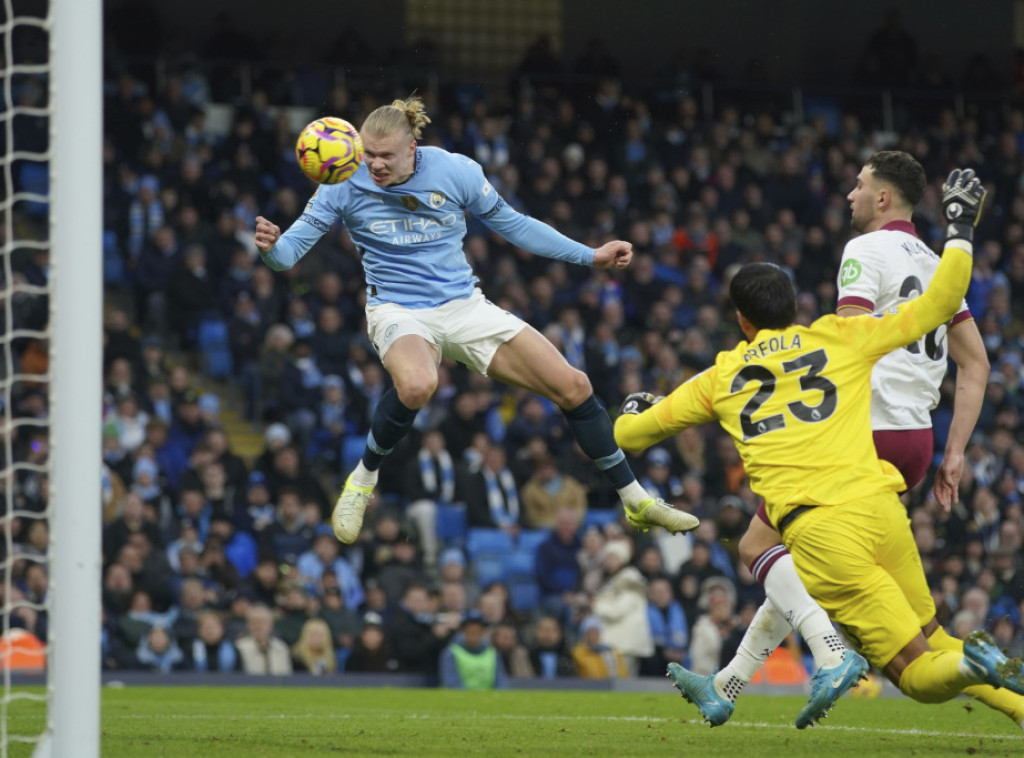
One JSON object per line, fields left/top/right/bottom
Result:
{"left": 42, "top": 0, "right": 102, "bottom": 755}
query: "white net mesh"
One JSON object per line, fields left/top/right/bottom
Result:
{"left": 1, "top": 0, "right": 52, "bottom": 755}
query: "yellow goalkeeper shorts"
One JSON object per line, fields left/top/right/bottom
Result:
{"left": 780, "top": 492, "right": 936, "bottom": 669}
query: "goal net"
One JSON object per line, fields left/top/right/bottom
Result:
{"left": 1, "top": 1, "right": 101, "bottom": 756}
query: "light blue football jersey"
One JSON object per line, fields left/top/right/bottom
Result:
{"left": 262, "top": 146, "right": 595, "bottom": 308}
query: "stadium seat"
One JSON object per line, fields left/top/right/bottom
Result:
{"left": 503, "top": 550, "right": 535, "bottom": 581}
{"left": 466, "top": 528, "right": 513, "bottom": 559}
{"left": 473, "top": 555, "right": 506, "bottom": 587}
{"left": 435, "top": 504, "right": 467, "bottom": 545}
{"left": 196, "top": 318, "right": 233, "bottom": 378}
{"left": 516, "top": 528, "right": 549, "bottom": 556}
{"left": 583, "top": 509, "right": 620, "bottom": 531}
{"left": 508, "top": 580, "right": 540, "bottom": 613}
{"left": 204, "top": 344, "right": 233, "bottom": 378}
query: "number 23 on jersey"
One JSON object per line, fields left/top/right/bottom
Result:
{"left": 732, "top": 348, "right": 838, "bottom": 440}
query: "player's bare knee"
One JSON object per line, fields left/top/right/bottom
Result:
{"left": 738, "top": 529, "right": 762, "bottom": 568}
{"left": 395, "top": 374, "right": 437, "bottom": 409}
{"left": 553, "top": 369, "right": 592, "bottom": 409}
{"left": 738, "top": 524, "right": 778, "bottom": 568}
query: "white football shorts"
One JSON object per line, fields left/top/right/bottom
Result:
{"left": 366, "top": 288, "right": 527, "bottom": 375}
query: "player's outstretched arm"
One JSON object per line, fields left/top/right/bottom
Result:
{"left": 614, "top": 371, "right": 718, "bottom": 453}
{"left": 934, "top": 321, "right": 989, "bottom": 511}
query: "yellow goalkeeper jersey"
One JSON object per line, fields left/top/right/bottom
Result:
{"left": 614, "top": 244, "right": 973, "bottom": 528}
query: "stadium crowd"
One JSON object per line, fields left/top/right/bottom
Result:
{"left": 5, "top": 27, "right": 1024, "bottom": 684}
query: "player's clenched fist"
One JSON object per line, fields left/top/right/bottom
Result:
{"left": 254, "top": 216, "right": 281, "bottom": 253}
{"left": 619, "top": 392, "right": 663, "bottom": 416}
{"left": 941, "top": 168, "right": 987, "bottom": 244}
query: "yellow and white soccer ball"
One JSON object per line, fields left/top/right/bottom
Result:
{"left": 295, "top": 117, "right": 363, "bottom": 184}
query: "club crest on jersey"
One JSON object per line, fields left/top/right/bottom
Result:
{"left": 429, "top": 192, "right": 446, "bottom": 209}
{"left": 840, "top": 259, "right": 862, "bottom": 286}
{"left": 401, "top": 196, "right": 420, "bottom": 211}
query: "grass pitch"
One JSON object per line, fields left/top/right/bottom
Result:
{"left": 9, "top": 684, "right": 1024, "bottom": 757}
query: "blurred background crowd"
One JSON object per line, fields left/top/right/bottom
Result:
{"left": 4, "top": 4, "right": 1024, "bottom": 683}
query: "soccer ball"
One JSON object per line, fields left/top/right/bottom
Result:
{"left": 295, "top": 117, "right": 363, "bottom": 184}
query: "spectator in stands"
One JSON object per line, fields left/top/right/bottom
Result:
{"left": 462, "top": 444, "right": 521, "bottom": 533}
{"left": 520, "top": 454, "right": 587, "bottom": 529}
{"left": 403, "top": 429, "right": 458, "bottom": 568}
{"left": 437, "top": 548, "right": 480, "bottom": 608}
{"left": 182, "top": 610, "right": 240, "bottom": 672}
{"left": 135, "top": 625, "right": 184, "bottom": 673}
{"left": 104, "top": 491, "right": 163, "bottom": 562}
{"left": 591, "top": 538, "right": 653, "bottom": 674}
{"left": 319, "top": 585, "right": 361, "bottom": 655}
{"left": 439, "top": 611, "right": 508, "bottom": 690}
{"left": 277, "top": 338, "right": 323, "bottom": 446}
{"left": 492, "top": 621, "right": 534, "bottom": 678}
{"left": 263, "top": 444, "right": 328, "bottom": 518}
{"left": 688, "top": 576, "right": 738, "bottom": 676}
{"left": 296, "top": 531, "right": 364, "bottom": 611}
{"left": 528, "top": 615, "right": 574, "bottom": 679}
{"left": 291, "top": 617, "right": 337, "bottom": 675}
{"left": 236, "top": 604, "right": 293, "bottom": 675}
{"left": 236, "top": 470, "right": 275, "bottom": 535}
{"left": 572, "top": 615, "right": 628, "bottom": 679}
{"left": 306, "top": 375, "right": 353, "bottom": 478}
{"left": 208, "top": 513, "right": 257, "bottom": 581}
{"left": 260, "top": 487, "right": 314, "bottom": 565}
{"left": 167, "top": 244, "right": 219, "bottom": 345}
{"left": 345, "top": 611, "right": 394, "bottom": 673}
{"left": 171, "top": 576, "right": 208, "bottom": 645}
{"left": 640, "top": 575, "right": 689, "bottom": 677}
{"left": 388, "top": 582, "right": 458, "bottom": 675}
{"left": 105, "top": 393, "right": 150, "bottom": 454}
{"left": 639, "top": 447, "right": 683, "bottom": 502}
{"left": 535, "top": 508, "right": 582, "bottom": 618}
{"left": 375, "top": 526, "right": 424, "bottom": 606}
{"left": 274, "top": 585, "right": 311, "bottom": 647}
{"left": 256, "top": 324, "right": 294, "bottom": 421}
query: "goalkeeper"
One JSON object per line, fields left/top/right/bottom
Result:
{"left": 615, "top": 169, "right": 1024, "bottom": 728}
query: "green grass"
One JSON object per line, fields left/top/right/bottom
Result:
{"left": 7, "top": 685, "right": 1024, "bottom": 757}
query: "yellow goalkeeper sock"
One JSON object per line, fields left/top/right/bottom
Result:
{"left": 898, "top": 650, "right": 974, "bottom": 703}
{"left": 927, "top": 626, "right": 1024, "bottom": 724}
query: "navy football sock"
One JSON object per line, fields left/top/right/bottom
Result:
{"left": 563, "top": 394, "right": 636, "bottom": 490}
{"left": 361, "top": 388, "right": 419, "bottom": 472}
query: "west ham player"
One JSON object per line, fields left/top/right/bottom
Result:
{"left": 254, "top": 96, "right": 698, "bottom": 546}
{"left": 672, "top": 152, "right": 1021, "bottom": 729}
{"left": 615, "top": 168, "right": 1024, "bottom": 728}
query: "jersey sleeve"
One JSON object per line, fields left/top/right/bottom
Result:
{"left": 836, "top": 238, "right": 884, "bottom": 312}
{"left": 260, "top": 187, "right": 340, "bottom": 272}
{"left": 836, "top": 242, "right": 973, "bottom": 360}
{"left": 614, "top": 366, "right": 718, "bottom": 453}
{"left": 454, "top": 154, "right": 595, "bottom": 266}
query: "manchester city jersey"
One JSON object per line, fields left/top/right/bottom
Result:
{"left": 262, "top": 146, "right": 593, "bottom": 309}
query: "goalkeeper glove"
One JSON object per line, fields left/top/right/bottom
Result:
{"left": 620, "top": 392, "right": 663, "bottom": 416}
{"left": 941, "top": 167, "right": 987, "bottom": 244}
